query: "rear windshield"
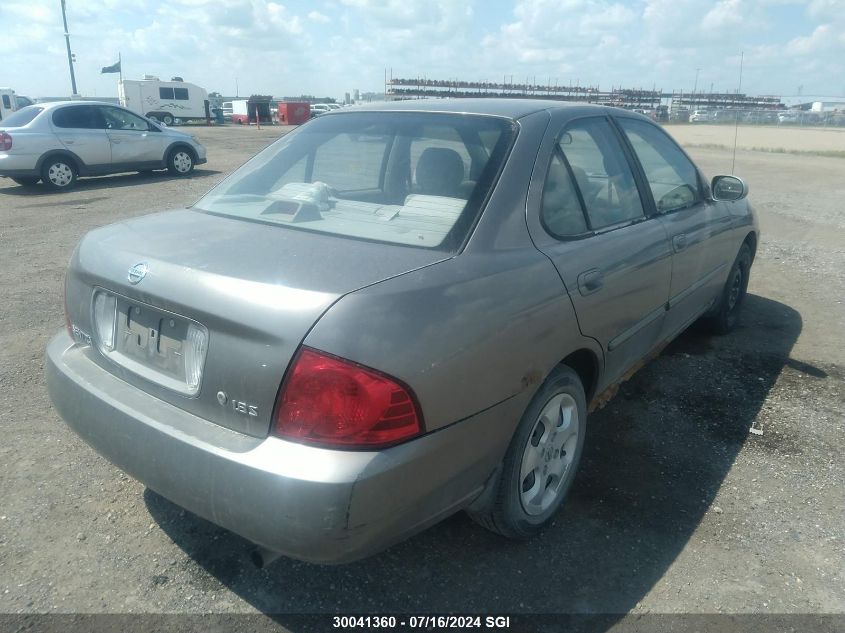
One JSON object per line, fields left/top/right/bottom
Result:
{"left": 195, "top": 112, "right": 515, "bottom": 251}
{"left": 0, "top": 105, "right": 43, "bottom": 127}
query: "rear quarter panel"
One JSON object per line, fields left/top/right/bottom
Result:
{"left": 0, "top": 123, "right": 56, "bottom": 172}
{"left": 303, "top": 249, "right": 590, "bottom": 432}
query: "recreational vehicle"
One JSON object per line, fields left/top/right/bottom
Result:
{"left": 119, "top": 76, "right": 209, "bottom": 125}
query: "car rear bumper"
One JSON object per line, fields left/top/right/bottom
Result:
{"left": 0, "top": 169, "right": 40, "bottom": 177}
{"left": 46, "top": 332, "right": 518, "bottom": 563}
{"left": 0, "top": 152, "right": 39, "bottom": 176}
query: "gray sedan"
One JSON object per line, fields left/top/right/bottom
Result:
{"left": 0, "top": 101, "right": 207, "bottom": 190}
{"left": 46, "top": 99, "right": 757, "bottom": 565}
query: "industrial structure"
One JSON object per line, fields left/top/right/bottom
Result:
{"left": 385, "top": 76, "right": 785, "bottom": 114}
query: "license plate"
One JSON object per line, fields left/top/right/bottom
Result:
{"left": 93, "top": 290, "right": 207, "bottom": 396}
{"left": 115, "top": 298, "right": 189, "bottom": 381}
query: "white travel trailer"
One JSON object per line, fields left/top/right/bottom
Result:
{"left": 119, "top": 76, "right": 209, "bottom": 125}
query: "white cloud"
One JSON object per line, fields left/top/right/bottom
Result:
{"left": 482, "top": 0, "right": 637, "bottom": 72}
{"left": 339, "top": 0, "right": 473, "bottom": 39}
{"left": 807, "top": 0, "right": 845, "bottom": 19}
{"left": 308, "top": 10, "right": 330, "bottom": 23}
{"left": 702, "top": 0, "right": 746, "bottom": 30}
{"left": 786, "top": 24, "right": 834, "bottom": 54}
{"left": 0, "top": 0, "right": 841, "bottom": 101}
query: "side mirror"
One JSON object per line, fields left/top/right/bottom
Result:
{"left": 711, "top": 175, "right": 748, "bottom": 202}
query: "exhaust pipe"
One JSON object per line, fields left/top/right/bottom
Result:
{"left": 250, "top": 546, "right": 282, "bottom": 569}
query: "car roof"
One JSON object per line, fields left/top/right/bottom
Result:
{"left": 339, "top": 98, "right": 617, "bottom": 119}
{"left": 26, "top": 100, "right": 122, "bottom": 110}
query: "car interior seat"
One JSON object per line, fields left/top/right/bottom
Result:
{"left": 414, "top": 148, "right": 465, "bottom": 198}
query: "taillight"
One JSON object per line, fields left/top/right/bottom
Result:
{"left": 273, "top": 347, "right": 423, "bottom": 449}
{"left": 92, "top": 291, "right": 117, "bottom": 350}
{"left": 0, "top": 132, "right": 11, "bottom": 151}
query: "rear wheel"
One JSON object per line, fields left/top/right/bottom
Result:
{"left": 12, "top": 177, "right": 40, "bottom": 186}
{"left": 167, "top": 148, "right": 194, "bottom": 176}
{"left": 467, "top": 366, "right": 586, "bottom": 539}
{"left": 40, "top": 157, "right": 78, "bottom": 191}
{"left": 162, "top": 113, "right": 174, "bottom": 126}
{"left": 704, "top": 244, "right": 752, "bottom": 334}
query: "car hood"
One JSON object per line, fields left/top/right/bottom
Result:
{"left": 66, "top": 208, "right": 450, "bottom": 436}
{"left": 161, "top": 128, "right": 193, "bottom": 139}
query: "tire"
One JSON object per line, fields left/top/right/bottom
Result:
{"left": 467, "top": 366, "right": 587, "bottom": 539}
{"left": 704, "top": 244, "right": 752, "bottom": 334}
{"left": 40, "top": 157, "right": 78, "bottom": 191}
{"left": 12, "top": 177, "right": 40, "bottom": 186}
{"left": 167, "top": 147, "right": 194, "bottom": 176}
{"left": 162, "top": 114, "right": 174, "bottom": 126}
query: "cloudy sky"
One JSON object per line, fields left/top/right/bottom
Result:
{"left": 1, "top": 0, "right": 843, "bottom": 100}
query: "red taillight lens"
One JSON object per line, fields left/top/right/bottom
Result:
{"left": 273, "top": 347, "right": 423, "bottom": 448}
{"left": 0, "top": 133, "right": 12, "bottom": 151}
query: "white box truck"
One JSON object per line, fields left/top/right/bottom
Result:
{"left": 119, "top": 76, "right": 209, "bottom": 125}
{"left": 0, "top": 88, "right": 33, "bottom": 122}
{"left": 0, "top": 89, "right": 16, "bottom": 121}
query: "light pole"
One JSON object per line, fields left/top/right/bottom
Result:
{"left": 692, "top": 68, "right": 701, "bottom": 108}
{"left": 60, "top": 0, "right": 78, "bottom": 95}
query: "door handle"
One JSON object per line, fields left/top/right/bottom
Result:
{"left": 110, "top": 138, "right": 122, "bottom": 144}
{"left": 672, "top": 234, "right": 688, "bottom": 252}
{"left": 577, "top": 268, "right": 604, "bottom": 296}
{"left": 61, "top": 139, "right": 74, "bottom": 145}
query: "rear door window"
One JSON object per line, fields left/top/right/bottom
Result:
{"left": 559, "top": 118, "right": 644, "bottom": 230}
{"left": 52, "top": 106, "right": 103, "bottom": 129}
{"left": 541, "top": 151, "right": 588, "bottom": 236}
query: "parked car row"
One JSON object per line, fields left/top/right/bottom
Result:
{"left": 682, "top": 108, "right": 845, "bottom": 126}
{"left": 309, "top": 103, "right": 344, "bottom": 117}
{"left": 0, "top": 101, "right": 207, "bottom": 190}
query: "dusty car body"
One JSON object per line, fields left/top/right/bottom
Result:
{"left": 47, "top": 99, "right": 758, "bottom": 564}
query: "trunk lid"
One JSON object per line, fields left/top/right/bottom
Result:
{"left": 66, "top": 208, "right": 449, "bottom": 437}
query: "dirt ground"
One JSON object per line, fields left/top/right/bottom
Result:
{"left": 666, "top": 123, "right": 845, "bottom": 154}
{"left": 0, "top": 123, "right": 842, "bottom": 624}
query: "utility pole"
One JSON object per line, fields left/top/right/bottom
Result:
{"left": 60, "top": 0, "right": 78, "bottom": 96}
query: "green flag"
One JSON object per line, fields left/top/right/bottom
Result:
{"left": 101, "top": 60, "right": 121, "bottom": 74}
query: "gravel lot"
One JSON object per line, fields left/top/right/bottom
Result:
{"left": 666, "top": 122, "right": 845, "bottom": 154}
{"left": 0, "top": 123, "right": 842, "bottom": 623}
